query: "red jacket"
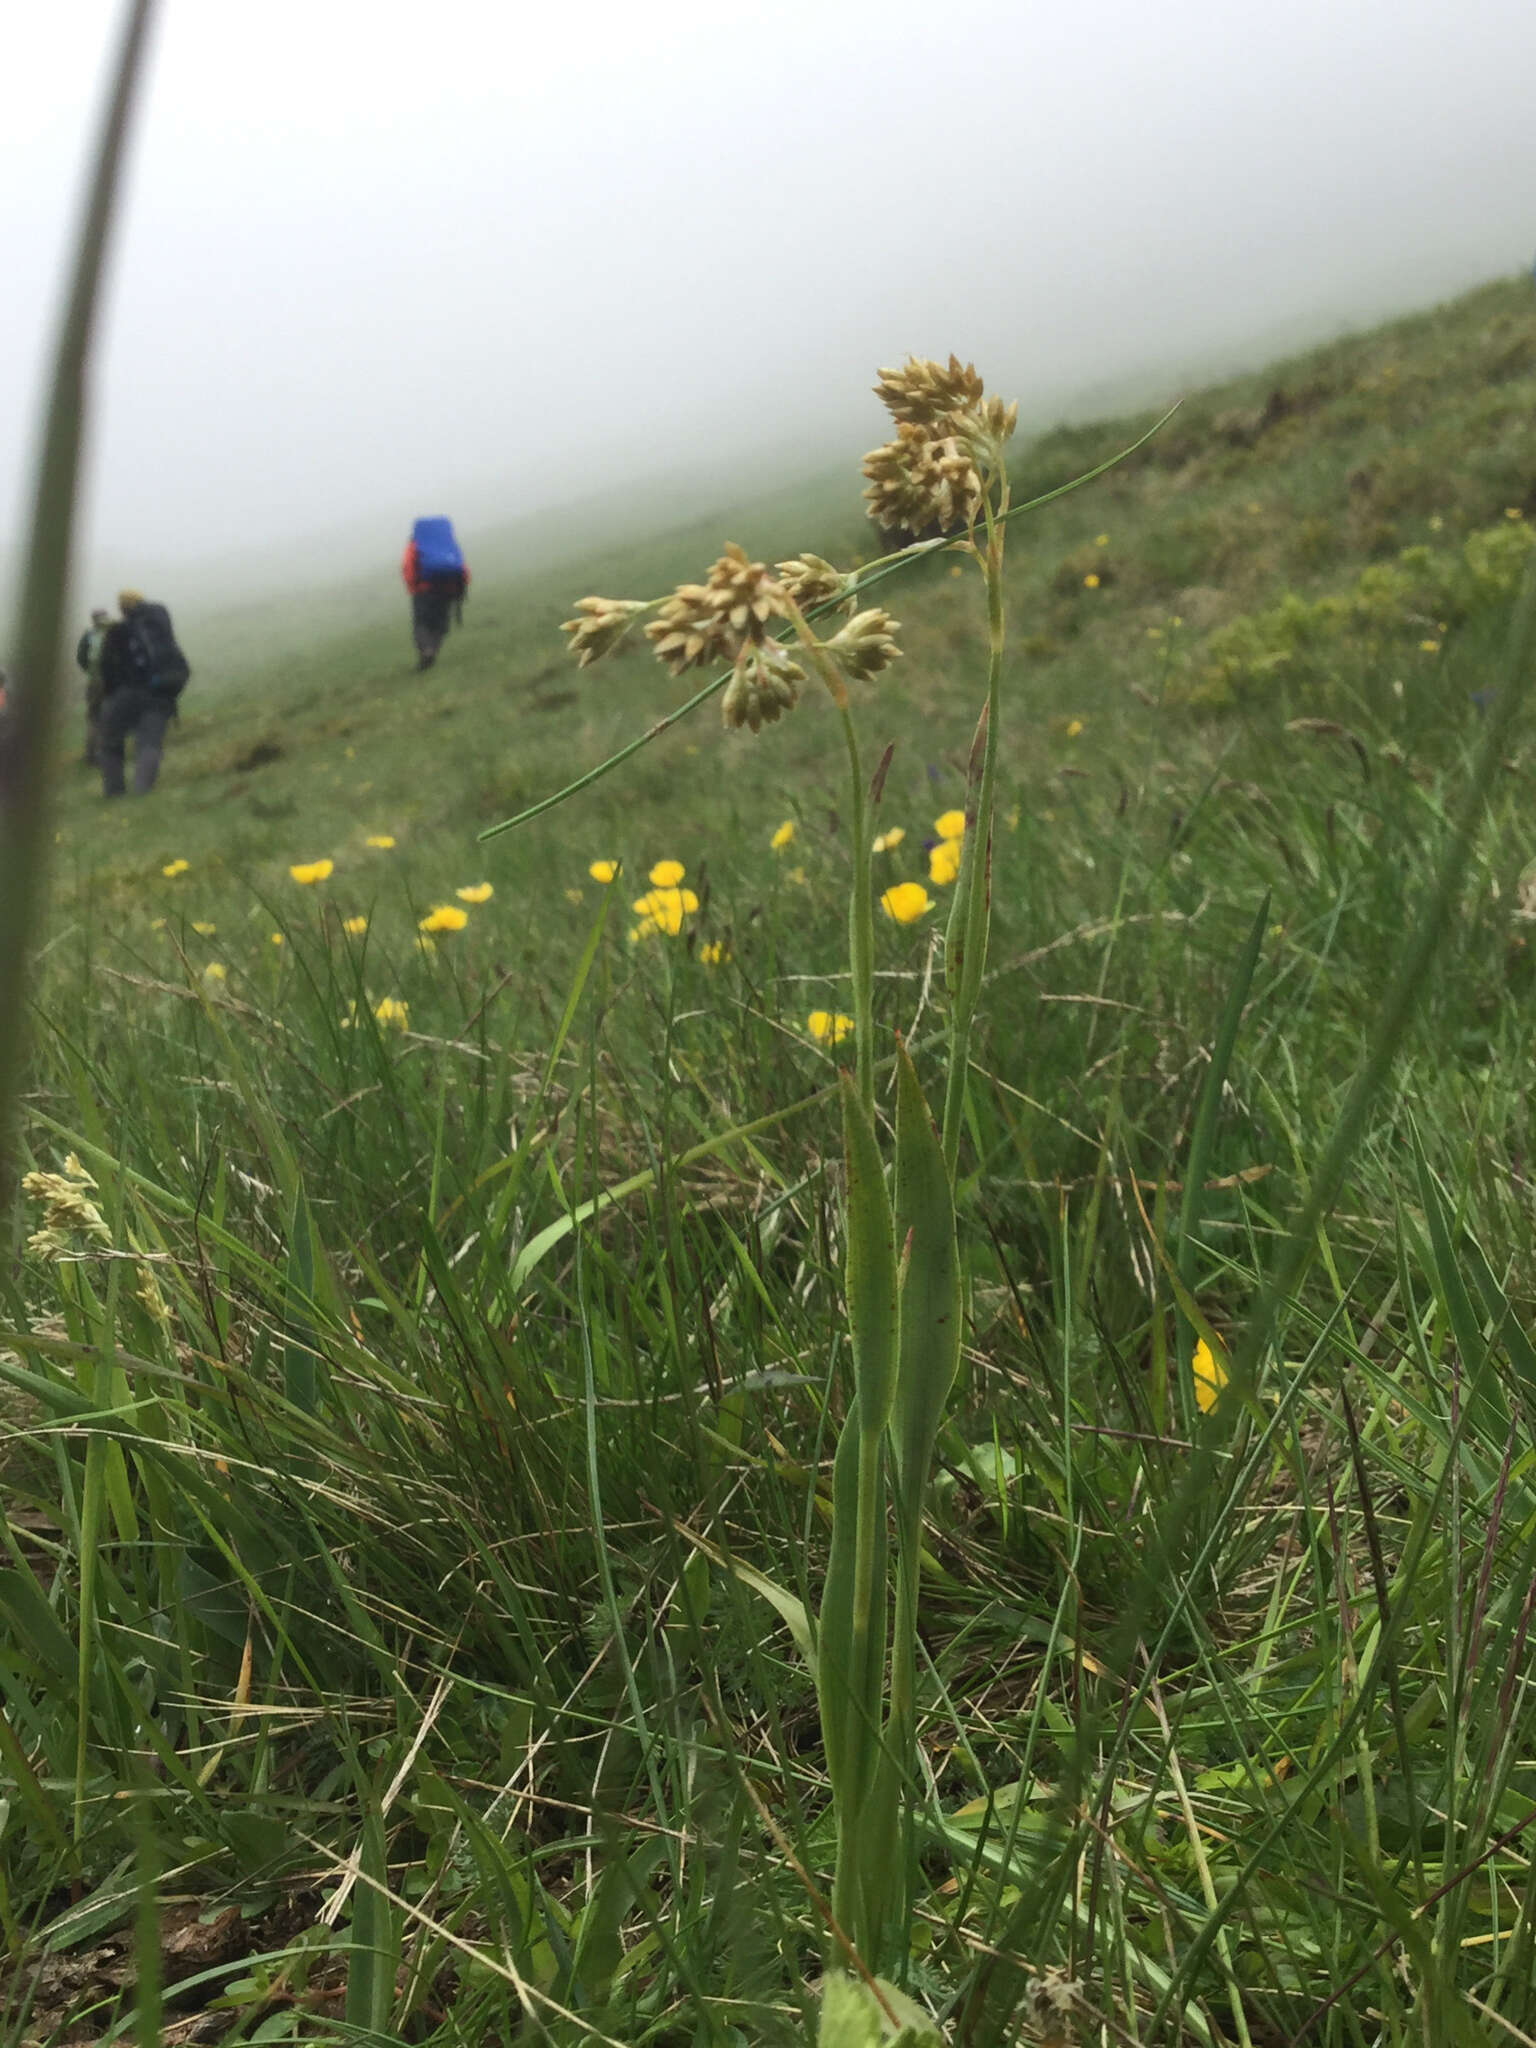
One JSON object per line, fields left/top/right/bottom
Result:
{"left": 401, "top": 542, "right": 471, "bottom": 596}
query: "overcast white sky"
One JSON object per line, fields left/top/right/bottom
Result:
{"left": 4, "top": 0, "right": 1536, "bottom": 606}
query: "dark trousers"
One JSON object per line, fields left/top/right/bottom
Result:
{"left": 101, "top": 688, "right": 172, "bottom": 797}
{"left": 83, "top": 679, "right": 104, "bottom": 766}
{"left": 411, "top": 589, "right": 455, "bottom": 667}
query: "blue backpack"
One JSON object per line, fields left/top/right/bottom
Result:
{"left": 413, "top": 517, "right": 464, "bottom": 581}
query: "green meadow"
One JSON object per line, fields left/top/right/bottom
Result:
{"left": 9, "top": 272, "right": 1536, "bottom": 2045}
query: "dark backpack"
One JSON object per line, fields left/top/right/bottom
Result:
{"left": 126, "top": 603, "right": 191, "bottom": 696}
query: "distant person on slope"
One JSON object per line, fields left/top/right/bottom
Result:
{"left": 75, "top": 607, "right": 112, "bottom": 767}
{"left": 401, "top": 517, "right": 469, "bottom": 671}
{"left": 99, "top": 590, "right": 192, "bottom": 799}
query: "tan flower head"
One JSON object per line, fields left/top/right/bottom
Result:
{"left": 825, "top": 608, "right": 902, "bottom": 683}
{"left": 646, "top": 543, "right": 792, "bottom": 677}
{"left": 721, "top": 643, "right": 805, "bottom": 733}
{"left": 863, "top": 424, "right": 982, "bottom": 536}
{"left": 775, "top": 552, "right": 847, "bottom": 609}
{"left": 562, "top": 595, "right": 652, "bottom": 667}
{"left": 874, "top": 353, "right": 984, "bottom": 426}
{"left": 22, "top": 1156, "right": 111, "bottom": 1257}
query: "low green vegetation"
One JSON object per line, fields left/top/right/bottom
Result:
{"left": 8, "top": 274, "right": 1536, "bottom": 2046}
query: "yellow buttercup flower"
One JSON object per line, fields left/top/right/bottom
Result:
{"left": 270, "top": 932, "right": 285, "bottom": 946}
{"left": 365, "top": 835, "right": 396, "bottom": 850}
{"left": 191, "top": 921, "right": 216, "bottom": 937}
{"left": 343, "top": 915, "right": 368, "bottom": 936}
{"left": 649, "top": 859, "right": 685, "bottom": 887}
{"left": 162, "top": 859, "right": 189, "bottom": 878}
{"left": 289, "top": 859, "right": 334, "bottom": 885}
{"left": 373, "top": 996, "right": 410, "bottom": 1030}
{"left": 202, "top": 962, "right": 227, "bottom": 982}
{"left": 933, "top": 809, "right": 965, "bottom": 841}
{"left": 1095, "top": 532, "right": 1109, "bottom": 547}
{"left": 589, "top": 859, "right": 620, "bottom": 883}
{"left": 770, "top": 820, "right": 796, "bottom": 851}
{"left": 631, "top": 886, "right": 698, "bottom": 936}
{"left": 1082, "top": 573, "right": 1100, "bottom": 590}
{"left": 698, "top": 939, "right": 729, "bottom": 965}
{"left": 881, "top": 882, "right": 932, "bottom": 924}
{"left": 419, "top": 904, "right": 469, "bottom": 933}
{"left": 807, "top": 1010, "right": 854, "bottom": 1046}
{"left": 456, "top": 882, "right": 494, "bottom": 904}
{"left": 928, "top": 839, "right": 961, "bottom": 886}
{"left": 872, "top": 827, "right": 905, "bottom": 853}
{"left": 1192, "top": 1338, "right": 1228, "bottom": 1416}
{"left": 1066, "top": 718, "right": 1084, "bottom": 739}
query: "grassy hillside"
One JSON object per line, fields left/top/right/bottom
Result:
{"left": 10, "top": 272, "right": 1536, "bottom": 2047}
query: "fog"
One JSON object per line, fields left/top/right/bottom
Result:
{"left": 5, "top": 0, "right": 1536, "bottom": 616}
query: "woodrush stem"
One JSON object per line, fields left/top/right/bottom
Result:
{"left": 941, "top": 491, "right": 1007, "bottom": 1177}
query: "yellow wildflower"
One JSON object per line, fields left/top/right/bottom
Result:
{"left": 162, "top": 859, "right": 189, "bottom": 878}
{"left": 456, "top": 882, "right": 494, "bottom": 904}
{"left": 1419, "top": 639, "right": 1440, "bottom": 653}
{"left": 1066, "top": 718, "right": 1084, "bottom": 739}
{"left": 270, "top": 932, "right": 285, "bottom": 946}
{"left": 770, "top": 820, "right": 796, "bottom": 851}
{"left": 698, "top": 939, "right": 729, "bottom": 965}
{"left": 928, "top": 839, "right": 961, "bottom": 886}
{"left": 631, "top": 886, "right": 698, "bottom": 936}
{"left": 872, "top": 827, "right": 906, "bottom": 852}
{"left": 373, "top": 996, "right": 410, "bottom": 1030}
{"left": 786, "top": 865, "right": 808, "bottom": 886}
{"left": 1192, "top": 1338, "right": 1228, "bottom": 1416}
{"left": 807, "top": 1010, "right": 855, "bottom": 1046}
{"left": 1507, "top": 507, "right": 1525, "bottom": 520}
{"left": 343, "top": 915, "right": 368, "bottom": 936}
{"left": 1082, "top": 573, "right": 1100, "bottom": 590}
{"left": 289, "top": 859, "right": 334, "bottom": 885}
{"left": 881, "top": 882, "right": 932, "bottom": 924}
{"left": 365, "top": 834, "right": 396, "bottom": 849}
{"left": 1095, "top": 532, "right": 1109, "bottom": 546}
{"left": 649, "top": 859, "right": 685, "bottom": 887}
{"left": 589, "top": 859, "right": 620, "bottom": 883}
{"left": 933, "top": 809, "right": 965, "bottom": 841}
{"left": 191, "top": 921, "right": 216, "bottom": 937}
{"left": 419, "top": 904, "right": 469, "bottom": 933}
{"left": 203, "top": 962, "right": 227, "bottom": 982}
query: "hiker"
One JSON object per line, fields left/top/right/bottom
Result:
{"left": 99, "top": 589, "right": 192, "bottom": 799}
{"left": 400, "top": 517, "right": 469, "bottom": 671}
{"left": 75, "top": 607, "right": 112, "bottom": 766}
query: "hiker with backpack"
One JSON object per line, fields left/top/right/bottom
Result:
{"left": 401, "top": 517, "right": 469, "bottom": 671}
{"left": 99, "top": 590, "right": 192, "bottom": 798}
{"left": 75, "top": 607, "right": 112, "bottom": 767}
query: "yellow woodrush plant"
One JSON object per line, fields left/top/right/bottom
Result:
{"left": 494, "top": 350, "right": 1123, "bottom": 1982}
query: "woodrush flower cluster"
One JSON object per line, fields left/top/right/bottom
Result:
{"left": 862, "top": 353, "right": 1018, "bottom": 537}
{"left": 561, "top": 537, "right": 899, "bottom": 734}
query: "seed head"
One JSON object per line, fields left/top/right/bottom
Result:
{"left": 774, "top": 552, "right": 847, "bottom": 610}
{"left": 826, "top": 608, "right": 902, "bottom": 683}
{"left": 721, "top": 644, "right": 805, "bottom": 733}
{"left": 22, "top": 1155, "right": 111, "bottom": 1257}
{"left": 874, "top": 353, "right": 985, "bottom": 427}
{"left": 561, "top": 595, "right": 652, "bottom": 667}
{"left": 646, "top": 543, "right": 792, "bottom": 678}
{"left": 862, "top": 423, "right": 982, "bottom": 536}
